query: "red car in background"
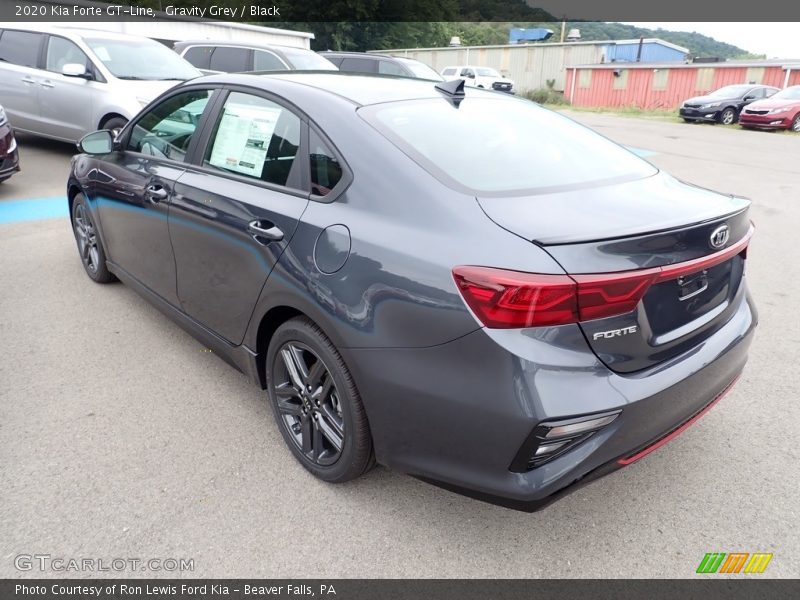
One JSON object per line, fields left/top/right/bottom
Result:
{"left": 739, "top": 85, "right": 800, "bottom": 132}
{"left": 0, "top": 104, "right": 20, "bottom": 183}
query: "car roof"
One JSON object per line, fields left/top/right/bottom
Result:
{"left": 195, "top": 71, "right": 508, "bottom": 106}
{"left": 321, "top": 51, "right": 394, "bottom": 59}
{"left": 175, "top": 40, "right": 311, "bottom": 52}
{"left": 1, "top": 24, "right": 156, "bottom": 43}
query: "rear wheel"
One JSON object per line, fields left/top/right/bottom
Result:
{"left": 101, "top": 116, "right": 128, "bottom": 139}
{"left": 719, "top": 107, "right": 737, "bottom": 125}
{"left": 791, "top": 114, "right": 800, "bottom": 132}
{"left": 71, "top": 194, "right": 115, "bottom": 283}
{"left": 266, "top": 317, "right": 374, "bottom": 483}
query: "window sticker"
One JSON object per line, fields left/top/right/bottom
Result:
{"left": 208, "top": 103, "right": 282, "bottom": 178}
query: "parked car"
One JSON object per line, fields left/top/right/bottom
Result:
{"left": 68, "top": 73, "right": 755, "bottom": 511}
{"left": 679, "top": 84, "right": 779, "bottom": 125}
{"left": 174, "top": 41, "right": 338, "bottom": 75}
{"left": 319, "top": 52, "right": 443, "bottom": 80}
{"left": 0, "top": 25, "right": 200, "bottom": 143}
{"left": 0, "top": 104, "right": 20, "bottom": 183}
{"left": 739, "top": 85, "right": 800, "bottom": 131}
{"left": 441, "top": 65, "right": 515, "bottom": 93}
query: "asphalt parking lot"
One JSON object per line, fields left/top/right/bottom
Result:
{"left": 1, "top": 114, "right": 798, "bottom": 579}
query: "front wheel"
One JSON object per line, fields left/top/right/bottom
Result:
{"left": 71, "top": 194, "right": 116, "bottom": 283}
{"left": 266, "top": 317, "right": 375, "bottom": 483}
{"left": 791, "top": 114, "right": 800, "bottom": 132}
{"left": 719, "top": 107, "right": 737, "bottom": 125}
{"left": 102, "top": 116, "right": 128, "bottom": 139}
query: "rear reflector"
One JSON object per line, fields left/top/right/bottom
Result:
{"left": 453, "top": 225, "right": 752, "bottom": 329}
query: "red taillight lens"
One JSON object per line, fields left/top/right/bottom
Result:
{"left": 452, "top": 267, "right": 578, "bottom": 328}
{"left": 572, "top": 270, "right": 659, "bottom": 321}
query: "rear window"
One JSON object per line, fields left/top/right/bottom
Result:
{"left": 360, "top": 97, "right": 657, "bottom": 195}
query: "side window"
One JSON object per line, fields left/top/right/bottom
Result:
{"left": 339, "top": 57, "right": 377, "bottom": 74}
{"left": 209, "top": 47, "right": 251, "bottom": 72}
{"left": 46, "top": 36, "right": 90, "bottom": 73}
{"left": 253, "top": 50, "right": 286, "bottom": 71}
{"left": 309, "top": 129, "right": 343, "bottom": 197}
{"left": 765, "top": 87, "right": 779, "bottom": 98}
{"left": 127, "top": 89, "right": 214, "bottom": 162}
{"left": 204, "top": 92, "right": 301, "bottom": 189}
{"left": 378, "top": 60, "right": 407, "bottom": 76}
{"left": 442, "top": 68, "right": 456, "bottom": 76}
{"left": 183, "top": 46, "right": 212, "bottom": 70}
{"left": 0, "top": 30, "right": 43, "bottom": 68}
{"left": 324, "top": 56, "right": 344, "bottom": 68}
{"left": 460, "top": 68, "right": 475, "bottom": 78}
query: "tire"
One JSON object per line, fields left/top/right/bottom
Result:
{"left": 101, "top": 116, "right": 128, "bottom": 139}
{"left": 71, "top": 194, "right": 116, "bottom": 283}
{"left": 719, "top": 107, "right": 737, "bottom": 125}
{"left": 266, "top": 317, "right": 375, "bottom": 483}
{"left": 791, "top": 114, "right": 800, "bottom": 132}
{"left": 0, "top": 176, "right": 9, "bottom": 184}
{"left": 682, "top": 118, "right": 693, "bottom": 123}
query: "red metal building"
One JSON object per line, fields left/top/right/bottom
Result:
{"left": 565, "top": 60, "right": 800, "bottom": 110}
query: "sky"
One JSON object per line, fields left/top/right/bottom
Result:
{"left": 624, "top": 23, "right": 800, "bottom": 59}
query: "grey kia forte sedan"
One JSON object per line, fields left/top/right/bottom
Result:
{"left": 67, "top": 72, "right": 756, "bottom": 511}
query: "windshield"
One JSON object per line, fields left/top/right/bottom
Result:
{"left": 280, "top": 47, "right": 338, "bottom": 70}
{"left": 707, "top": 85, "right": 752, "bottom": 98}
{"left": 361, "top": 97, "right": 657, "bottom": 195}
{"left": 476, "top": 67, "right": 500, "bottom": 77}
{"left": 771, "top": 86, "right": 800, "bottom": 100}
{"left": 397, "top": 58, "right": 443, "bottom": 81}
{"left": 86, "top": 38, "right": 201, "bottom": 80}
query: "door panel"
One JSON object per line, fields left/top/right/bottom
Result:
{"left": 93, "top": 88, "right": 217, "bottom": 305}
{"left": 0, "top": 30, "right": 45, "bottom": 131}
{"left": 170, "top": 90, "right": 308, "bottom": 344}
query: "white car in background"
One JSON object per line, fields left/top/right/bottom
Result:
{"left": 0, "top": 25, "right": 201, "bottom": 142}
{"left": 440, "top": 65, "right": 515, "bottom": 94}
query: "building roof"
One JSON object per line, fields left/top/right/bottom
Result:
{"left": 568, "top": 59, "right": 800, "bottom": 70}
{"left": 375, "top": 38, "right": 689, "bottom": 54}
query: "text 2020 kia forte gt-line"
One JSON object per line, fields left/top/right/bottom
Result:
{"left": 67, "top": 73, "right": 756, "bottom": 511}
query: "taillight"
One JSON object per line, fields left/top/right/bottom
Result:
{"left": 453, "top": 227, "right": 751, "bottom": 329}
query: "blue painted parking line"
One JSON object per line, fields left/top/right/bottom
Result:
{"left": 0, "top": 196, "right": 68, "bottom": 224}
{"left": 625, "top": 146, "right": 657, "bottom": 158}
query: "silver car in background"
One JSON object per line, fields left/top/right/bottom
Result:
{"left": 0, "top": 25, "right": 201, "bottom": 142}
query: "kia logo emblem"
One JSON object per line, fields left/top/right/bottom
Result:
{"left": 709, "top": 224, "right": 729, "bottom": 249}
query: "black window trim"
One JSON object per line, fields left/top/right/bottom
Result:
{"left": 119, "top": 84, "right": 223, "bottom": 170}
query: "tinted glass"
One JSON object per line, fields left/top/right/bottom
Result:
{"left": 476, "top": 67, "right": 500, "bottom": 77}
{"left": 128, "top": 90, "right": 213, "bottom": 161}
{"left": 280, "top": 47, "right": 338, "bottom": 70}
{"left": 378, "top": 60, "right": 407, "bottom": 76}
{"left": 86, "top": 38, "right": 200, "bottom": 80}
{"left": 254, "top": 50, "right": 286, "bottom": 71}
{"left": 0, "top": 30, "right": 43, "bottom": 68}
{"left": 204, "top": 92, "right": 301, "bottom": 188}
{"left": 46, "top": 36, "right": 89, "bottom": 72}
{"left": 309, "top": 129, "right": 343, "bottom": 196}
{"left": 183, "top": 46, "right": 212, "bottom": 70}
{"left": 209, "top": 47, "right": 251, "bottom": 72}
{"left": 363, "top": 98, "right": 657, "bottom": 195}
{"left": 442, "top": 68, "right": 457, "bottom": 76}
{"left": 707, "top": 85, "right": 753, "bottom": 98}
{"left": 396, "top": 58, "right": 442, "bottom": 81}
{"left": 772, "top": 86, "right": 800, "bottom": 100}
{"left": 339, "top": 57, "right": 377, "bottom": 74}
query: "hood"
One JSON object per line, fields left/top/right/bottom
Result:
{"left": 477, "top": 171, "right": 749, "bottom": 245}
{"left": 683, "top": 94, "right": 734, "bottom": 105}
{"left": 745, "top": 97, "right": 800, "bottom": 110}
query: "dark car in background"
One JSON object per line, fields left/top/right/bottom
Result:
{"left": 739, "top": 85, "right": 800, "bottom": 131}
{"left": 174, "top": 40, "right": 338, "bottom": 74}
{"left": 319, "top": 51, "right": 443, "bottom": 80}
{"left": 679, "top": 84, "right": 779, "bottom": 125}
{"left": 0, "top": 104, "right": 20, "bottom": 183}
{"left": 67, "top": 73, "right": 756, "bottom": 511}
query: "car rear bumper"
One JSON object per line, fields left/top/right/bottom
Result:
{"left": 679, "top": 107, "right": 721, "bottom": 121}
{"left": 739, "top": 113, "right": 792, "bottom": 129}
{"left": 343, "top": 285, "right": 756, "bottom": 511}
{"left": 0, "top": 125, "right": 20, "bottom": 178}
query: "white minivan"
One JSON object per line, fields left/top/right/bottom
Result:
{"left": 440, "top": 65, "right": 515, "bottom": 94}
{"left": 0, "top": 25, "right": 201, "bottom": 142}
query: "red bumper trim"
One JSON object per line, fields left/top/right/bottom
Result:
{"left": 617, "top": 374, "right": 741, "bottom": 466}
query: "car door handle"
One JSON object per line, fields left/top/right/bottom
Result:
{"left": 145, "top": 185, "right": 168, "bottom": 203}
{"left": 40, "top": 80, "right": 55, "bottom": 88}
{"left": 248, "top": 220, "right": 284, "bottom": 242}
{"left": 21, "top": 77, "right": 36, "bottom": 84}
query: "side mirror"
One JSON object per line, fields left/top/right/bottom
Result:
{"left": 743, "top": 95, "right": 755, "bottom": 101}
{"left": 62, "top": 63, "right": 90, "bottom": 79}
{"left": 78, "top": 130, "right": 114, "bottom": 155}
{"left": 466, "top": 73, "right": 475, "bottom": 79}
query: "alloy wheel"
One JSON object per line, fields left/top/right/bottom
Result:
{"left": 721, "top": 109, "right": 736, "bottom": 125}
{"left": 792, "top": 116, "right": 800, "bottom": 132}
{"left": 273, "top": 342, "right": 345, "bottom": 466}
{"left": 73, "top": 203, "right": 100, "bottom": 274}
